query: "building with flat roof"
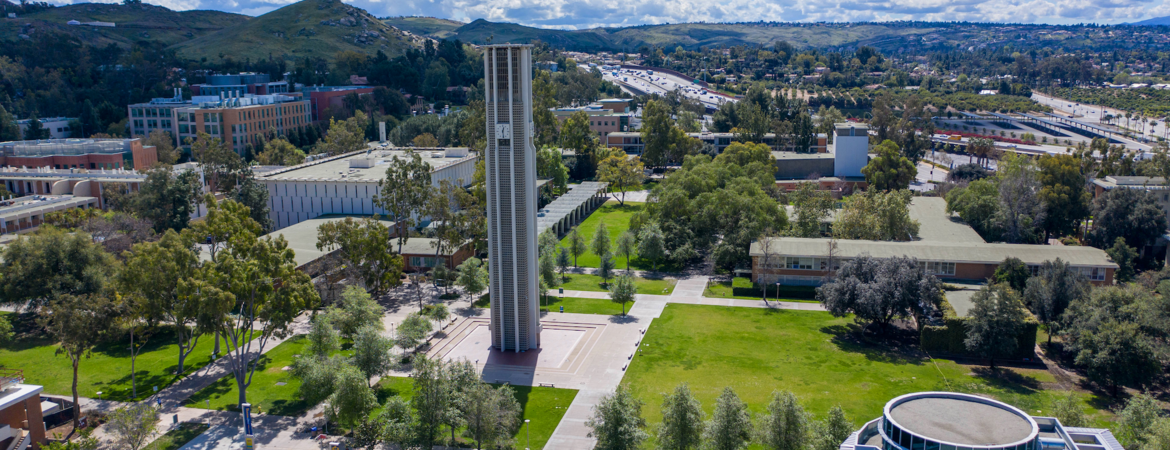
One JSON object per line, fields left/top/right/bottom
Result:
{"left": 0, "top": 163, "right": 206, "bottom": 213}
{"left": 0, "top": 371, "right": 47, "bottom": 450}
{"left": 484, "top": 43, "right": 540, "bottom": 353}
{"left": 16, "top": 117, "right": 74, "bottom": 140}
{"left": 193, "top": 73, "right": 290, "bottom": 98}
{"left": 299, "top": 86, "right": 376, "bottom": 123}
{"left": 605, "top": 131, "right": 828, "bottom": 155}
{"left": 750, "top": 197, "right": 1117, "bottom": 286}
{"left": 831, "top": 123, "right": 869, "bottom": 178}
{"left": 256, "top": 147, "right": 477, "bottom": 229}
{"left": 129, "top": 91, "right": 311, "bottom": 155}
{"left": 596, "top": 98, "right": 632, "bottom": 113}
{"left": 552, "top": 107, "right": 632, "bottom": 140}
{"left": 840, "top": 392, "right": 1122, "bottom": 450}
{"left": 1091, "top": 175, "right": 1170, "bottom": 229}
{"left": 0, "top": 195, "right": 98, "bottom": 234}
{"left": 0, "top": 138, "right": 157, "bottom": 171}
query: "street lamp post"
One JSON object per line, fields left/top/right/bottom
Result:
{"left": 525, "top": 419, "right": 531, "bottom": 450}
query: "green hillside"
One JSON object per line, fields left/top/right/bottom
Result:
{"left": 382, "top": 16, "right": 463, "bottom": 39}
{"left": 171, "top": 0, "right": 422, "bottom": 63}
{"left": 447, "top": 19, "right": 940, "bottom": 52}
{"left": 0, "top": 1, "right": 249, "bottom": 47}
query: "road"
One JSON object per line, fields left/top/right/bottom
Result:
{"left": 594, "top": 65, "right": 734, "bottom": 111}
{"left": 1032, "top": 92, "right": 1166, "bottom": 145}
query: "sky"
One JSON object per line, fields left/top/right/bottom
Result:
{"left": 45, "top": 0, "right": 1170, "bottom": 27}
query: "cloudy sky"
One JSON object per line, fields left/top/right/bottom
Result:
{"left": 51, "top": 0, "right": 1170, "bottom": 26}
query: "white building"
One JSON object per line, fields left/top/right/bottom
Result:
{"left": 255, "top": 147, "right": 477, "bottom": 230}
{"left": 16, "top": 117, "right": 75, "bottom": 139}
{"left": 831, "top": 123, "right": 869, "bottom": 178}
{"left": 484, "top": 44, "right": 541, "bottom": 352}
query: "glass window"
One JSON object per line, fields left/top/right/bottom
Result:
{"left": 898, "top": 427, "right": 912, "bottom": 449}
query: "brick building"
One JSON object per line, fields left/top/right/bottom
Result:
{"left": 0, "top": 138, "right": 157, "bottom": 171}
{"left": 299, "top": 86, "right": 375, "bottom": 123}
{"left": 129, "top": 92, "right": 312, "bottom": 156}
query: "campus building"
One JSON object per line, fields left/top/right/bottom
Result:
{"left": 604, "top": 131, "right": 828, "bottom": 155}
{"left": 0, "top": 138, "right": 157, "bottom": 171}
{"left": 750, "top": 197, "right": 1117, "bottom": 286}
{"left": 192, "top": 73, "right": 290, "bottom": 97}
{"left": 129, "top": 91, "right": 312, "bottom": 155}
{"left": 299, "top": 86, "right": 375, "bottom": 123}
{"left": 0, "top": 195, "right": 99, "bottom": 234}
{"left": 16, "top": 117, "right": 74, "bottom": 139}
{"left": 484, "top": 43, "right": 541, "bottom": 352}
{"left": 552, "top": 106, "right": 632, "bottom": 140}
{"left": 255, "top": 147, "right": 477, "bottom": 230}
{"left": 1090, "top": 175, "right": 1170, "bottom": 229}
{"left": 0, "top": 372, "right": 46, "bottom": 450}
{"left": 840, "top": 392, "right": 1122, "bottom": 450}
{"left": 0, "top": 162, "right": 206, "bottom": 213}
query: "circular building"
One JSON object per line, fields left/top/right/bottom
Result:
{"left": 876, "top": 392, "right": 1039, "bottom": 450}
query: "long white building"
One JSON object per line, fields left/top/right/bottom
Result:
{"left": 256, "top": 147, "right": 477, "bottom": 229}
{"left": 485, "top": 44, "right": 541, "bottom": 352}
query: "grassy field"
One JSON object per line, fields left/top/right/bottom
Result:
{"left": 539, "top": 296, "right": 634, "bottom": 315}
{"left": 623, "top": 304, "right": 1113, "bottom": 434}
{"left": 185, "top": 335, "right": 349, "bottom": 416}
{"left": 704, "top": 277, "right": 819, "bottom": 303}
{"left": 373, "top": 377, "right": 577, "bottom": 450}
{"left": 559, "top": 273, "right": 675, "bottom": 295}
{"left": 143, "top": 423, "right": 210, "bottom": 450}
{"left": 0, "top": 312, "right": 219, "bottom": 401}
{"left": 558, "top": 201, "right": 679, "bottom": 272}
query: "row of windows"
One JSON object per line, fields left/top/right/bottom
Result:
{"left": 762, "top": 257, "right": 1104, "bottom": 280}
{"left": 881, "top": 419, "right": 1037, "bottom": 450}
{"left": 409, "top": 256, "right": 444, "bottom": 268}
{"left": 131, "top": 108, "right": 171, "bottom": 118}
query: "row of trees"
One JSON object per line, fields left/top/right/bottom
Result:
{"left": 588, "top": 384, "right": 853, "bottom": 450}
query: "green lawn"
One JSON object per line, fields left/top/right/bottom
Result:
{"left": 623, "top": 304, "right": 1114, "bottom": 433}
{"left": 559, "top": 273, "right": 675, "bottom": 295}
{"left": 143, "top": 423, "right": 210, "bottom": 450}
{"left": 558, "top": 201, "right": 678, "bottom": 272}
{"left": 0, "top": 312, "right": 219, "bottom": 401}
{"left": 185, "top": 335, "right": 349, "bottom": 416}
{"left": 704, "top": 277, "right": 819, "bottom": 303}
{"left": 540, "top": 296, "right": 634, "bottom": 315}
{"left": 373, "top": 377, "right": 577, "bottom": 450}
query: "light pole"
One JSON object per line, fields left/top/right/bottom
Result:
{"left": 525, "top": 419, "right": 531, "bottom": 450}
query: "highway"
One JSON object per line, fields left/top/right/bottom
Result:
{"left": 1032, "top": 92, "right": 1165, "bottom": 147}
{"left": 591, "top": 65, "right": 736, "bottom": 111}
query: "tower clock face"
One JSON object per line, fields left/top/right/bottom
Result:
{"left": 495, "top": 123, "right": 512, "bottom": 137}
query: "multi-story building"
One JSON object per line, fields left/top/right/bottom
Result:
{"left": 254, "top": 147, "right": 477, "bottom": 229}
{"left": 16, "top": 117, "right": 75, "bottom": 139}
{"left": 0, "top": 138, "right": 157, "bottom": 171}
{"left": 193, "top": 73, "right": 289, "bottom": 97}
{"left": 484, "top": 43, "right": 541, "bottom": 353}
{"left": 0, "top": 194, "right": 99, "bottom": 234}
{"left": 0, "top": 162, "right": 206, "bottom": 214}
{"left": 840, "top": 392, "right": 1121, "bottom": 450}
{"left": 553, "top": 106, "right": 632, "bottom": 141}
{"left": 606, "top": 131, "right": 828, "bottom": 154}
{"left": 129, "top": 92, "right": 312, "bottom": 156}
{"left": 299, "top": 86, "right": 375, "bottom": 123}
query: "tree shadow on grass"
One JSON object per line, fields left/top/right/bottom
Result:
{"left": 608, "top": 315, "right": 640, "bottom": 324}
{"left": 969, "top": 366, "right": 1043, "bottom": 395}
{"left": 820, "top": 322, "right": 929, "bottom": 367}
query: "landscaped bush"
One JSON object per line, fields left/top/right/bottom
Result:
{"left": 920, "top": 298, "right": 1038, "bottom": 359}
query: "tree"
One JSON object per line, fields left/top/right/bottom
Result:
{"left": 832, "top": 188, "right": 919, "bottom": 241}
{"left": 1089, "top": 188, "right": 1168, "bottom": 251}
{"left": 204, "top": 233, "right": 318, "bottom": 407}
{"left": 1116, "top": 393, "right": 1161, "bottom": 449}
{"left": 0, "top": 228, "right": 116, "bottom": 308}
{"left": 38, "top": 293, "right": 116, "bottom": 429}
{"left": 317, "top": 111, "right": 369, "bottom": 156}
{"left": 964, "top": 283, "right": 1029, "bottom": 369}
{"left": 0, "top": 105, "right": 20, "bottom": 142}
{"left": 1074, "top": 321, "right": 1160, "bottom": 396}
{"left": 945, "top": 178, "right": 1001, "bottom": 239}
{"left": 598, "top": 152, "right": 645, "bottom": 205}
{"left": 616, "top": 230, "right": 637, "bottom": 272}
{"left": 23, "top": 114, "right": 48, "bottom": 140}
{"left": 756, "top": 391, "right": 808, "bottom": 450}
{"left": 1023, "top": 259, "right": 1089, "bottom": 344}
{"left": 992, "top": 257, "right": 1030, "bottom": 292}
{"left": 592, "top": 221, "right": 612, "bottom": 258}
{"left": 396, "top": 312, "right": 432, "bottom": 354}
{"left": 861, "top": 140, "right": 915, "bottom": 191}
{"left": 557, "top": 247, "right": 571, "bottom": 281}
{"left": 190, "top": 132, "right": 246, "bottom": 191}
{"left": 658, "top": 383, "right": 705, "bottom": 450}
{"left": 412, "top": 133, "right": 439, "bottom": 148}
{"left": 587, "top": 385, "right": 649, "bottom": 450}
{"left": 948, "top": 163, "right": 990, "bottom": 182}
{"left": 375, "top": 151, "right": 433, "bottom": 253}
{"left": 1038, "top": 154, "right": 1091, "bottom": 238}
{"left": 130, "top": 168, "right": 202, "bottom": 233}
{"left": 329, "top": 286, "right": 384, "bottom": 339}
{"left": 144, "top": 130, "right": 179, "bottom": 166}
{"left": 255, "top": 138, "right": 306, "bottom": 166}
{"left": 640, "top": 100, "right": 674, "bottom": 169}
{"left": 411, "top": 354, "right": 448, "bottom": 449}
{"left": 1050, "top": 393, "right": 1088, "bottom": 428}
{"left": 105, "top": 403, "right": 158, "bottom": 450}
{"left": 569, "top": 227, "right": 587, "bottom": 267}
{"left": 787, "top": 182, "right": 833, "bottom": 238}
{"left": 120, "top": 230, "right": 204, "bottom": 377}
{"left": 598, "top": 251, "right": 616, "bottom": 287}
{"left": 456, "top": 257, "right": 488, "bottom": 304}
{"left": 811, "top": 406, "right": 854, "bottom": 450}
{"left": 610, "top": 275, "right": 636, "bottom": 316}
{"left": 562, "top": 110, "right": 599, "bottom": 178}
{"left": 1106, "top": 237, "right": 1138, "bottom": 283}
{"left": 817, "top": 256, "right": 942, "bottom": 333}
{"left": 325, "top": 363, "right": 378, "bottom": 429}
{"left": 462, "top": 382, "right": 522, "bottom": 450}
{"left": 540, "top": 253, "right": 559, "bottom": 305}
{"left": 538, "top": 146, "right": 570, "bottom": 192}
{"left": 291, "top": 354, "right": 346, "bottom": 406}
{"left": 703, "top": 387, "right": 752, "bottom": 450}
{"left": 377, "top": 397, "right": 414, "bottom": 450}
{"left": 306, "top": 314, "right": 341, "bottom": 358}
{"left": 317, "top": 218, "right": 403, "bottom": 295}
{"left": 637, "top": 223, "right": 667, "bottom": 271}
{"left": 996, "top": 153, "right": 1045, "bottom": 244}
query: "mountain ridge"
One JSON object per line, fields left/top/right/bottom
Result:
{"left": 0, "top": 1, "right": 250, "bottom": 47}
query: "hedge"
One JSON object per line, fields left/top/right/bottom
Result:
{"left": 920, "top": 298, "right": 1038, "bottom": 360}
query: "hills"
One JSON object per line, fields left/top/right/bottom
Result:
{"left": 382, "top": 16, "right": 463, "bottom": 40}
{"left": 0, "top": 1, "right": 249, "bottom": 47}
{"left": 171, "top": 0, "right": 423, "bottom": 62}
{"left": 1130, "top": 16, "right": 1170, "bottom": 26}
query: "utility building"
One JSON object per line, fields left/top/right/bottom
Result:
{"left": 484, "top": 44, "right": 540, "bottom": 352}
